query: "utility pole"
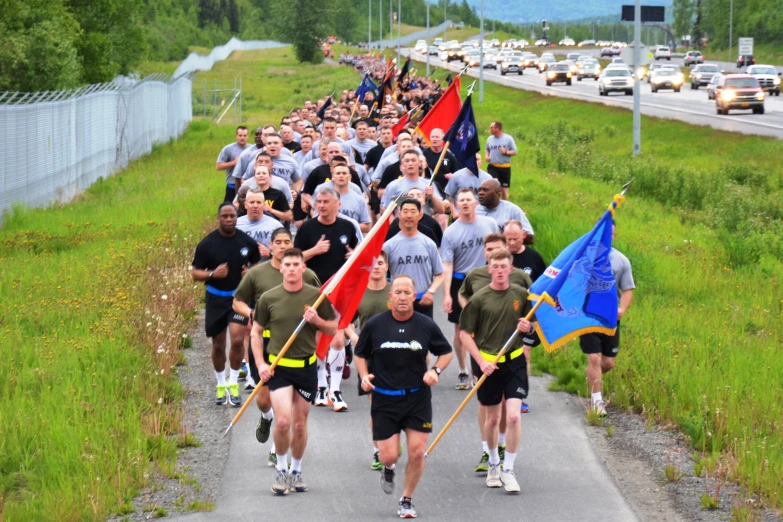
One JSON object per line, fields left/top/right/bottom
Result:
{"left": 426, "top": 2, "right": 430, "bottom": 76}
{"left": 444, "top": 1, "right": 447, "bottom": 40}
{"left": 397, "top": 0, "right": 401, "bottom": 66}
{"left": 369, "top": 0, "right": 372, "bottom": 48}
{"left": 479, "top": 0, "right": 484, "bottom": 103}
{"left": 633, "top": 0, "right": 641, "bottom": 156}
{"left": 729, "top": 0, "right": 733, "bottom": 62}
{"left": 379, "top": 0, "right": 382, "bottom": 43}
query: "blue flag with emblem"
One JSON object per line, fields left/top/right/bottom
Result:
{"left": 355, "top": 73, "right": 378, "bottom": 104}
{"left": 444, "top": 92, "right": 480, "bottom": 176}
{"left": 316, "top": 96, "right": 332, "bottom": 121}
{"left": 528, "top": 195, "right": 626, "bottom": 352}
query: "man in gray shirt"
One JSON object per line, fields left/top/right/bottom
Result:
{"left": 235, "top": 190, "right": 284, "bottom": 261}
{"left": 293, "top": 135, "right": 314, "bottom": 166}
{"left": 383, "top": 198, "right": 444, "bottom": 318}
{"left": 444, "top": 155, "right": 493, "bottom": 211}
{"left": 237, "top": 153, "right": 293, "bottom": 204}
{"left": 484, "top": 121, "right": 517, "bottom": 200}
{"left": 579, "top": 223, "right": 635, "bottom": 417}
{"left": 476, "top": 179, "right": 534, "bottom": 238}
{"left": 234, "top": 126, "right": 265, "bottom": 189}
{"left": 312, "top": 164, "right": 371, "bottom": 233}
{"left": 441, "top": 188, "right": 500, "bottom": 390}
{"left": 380, "top": 150, "right": 445, "bottom": 215}
{"left": 346, "top": 121, "right": 377, "bottom": 164}
{"left": 264, "top": 134, "right": 301, "bottom": 189}
{"left": 216, "top": 125, "right": 249, "bottom": 202}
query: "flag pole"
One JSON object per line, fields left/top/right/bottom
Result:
{"left": 222, "top": 192, "right": 408, "bottom": 437}
{"left": 424, "top": 297, "right": 546, "bottom": 456}
{"left": 426, "top": 141, "right": 451, "bottom": 189}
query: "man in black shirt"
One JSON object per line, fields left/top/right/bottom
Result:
{"left": 422, "top": 128, "right": 460, "bottom": 194}
{"left": 365, "top": 127, "right": 394, "bottom": 219}
{"left": 355, "top": 275, "right": 452, "bottom": 519}
{"left": 302, "top": 154, "right": 364, "bottom": 198}
{"left": 385, "top": 187, "right": 442, "bottom": 247}
{"left": 191, "top": 203, "right": 262, "bottom": 407}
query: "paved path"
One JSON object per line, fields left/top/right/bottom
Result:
{"left": 173, "top": 300, "right": 637, "bottom": 522}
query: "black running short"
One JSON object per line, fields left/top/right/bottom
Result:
{"left": 224, "top": 184, "right": 237, "bottom": 203}
{"left": 487, "top": 165, "right": 511, "bottom": 188}
{"left": 447, "top": 277, "right": 464, "bottom": 324}
{"left": 267, "top": 363, "right": 318, "bottom": 403}
{"left": 414, "top": 300, "right": 433, "bottom": 319}
{"left": 369, "top": 187, "right": 381, "bottom": 214}
{"left": 580, "top": 322, "right": 621, "bottom": 358}
{"left": 204, "top": 293, "right": 248, "bottom": 338}
{"left": 248, "top": 335, "right": 270, "bottom": 386}
{"left": 293, "top": 193, "right": 309, "bottom": 221}
{"left": 371, "top": 387, "right": 433, "bottom": 441}
{"left": 471, "top": 353, "right": 528, "bottom": 406}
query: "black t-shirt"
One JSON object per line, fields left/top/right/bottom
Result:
{"left": 379, "top": 161, "right": 403, "bottom": 189}
{"left": 512, "top": 247, "right": 548, "bottom": 283}
{"left": 354, "top": 310, "right": 452, "bottom": 390}
{"left": 283, "top": 141, "right": 301, "bottom": 153}
{"left": 294, "top": 217, "right": 359, "bottom": 283}
{"left": 192, "top": 229, "right": 262, "bottom": 292}
{"left": 303, "top": 164, "right": 364, "bottom": 195}
{"left": 365, "top": 143, "right": 388, "bottom": 170}
{"left": 239, "top": 186, "right": 290, "bottom": 218}
{"left": 386, "top": 215, "right": 442, "bottom": 247}
{"left": 422, "top": 147, "right": 461, "bottom": 192}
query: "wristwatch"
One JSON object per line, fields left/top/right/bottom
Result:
{"left": 208, "top": 271, "right": 214, "bottom": 280}
{"left": 432, "top": 367, "right": 442, "bottom": 376}
{"left": 427, "top": 287, "right": 436, "bottom": 294}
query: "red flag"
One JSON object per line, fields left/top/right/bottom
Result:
{"left": 415, "top": 76, "right": 462, "bottom": 146}
{"left": 391, "top": 111, "right": 410, "bottom": 139}
{"left": 315, "top": 219, "right": 391, "bottom": 359}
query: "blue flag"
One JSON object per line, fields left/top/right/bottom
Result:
{"left": 444, "top": 93, "right": 480, "bottom": 176}
{"left": 355, "top": 74, "right": 378, "bottom": 104}
{"left": 445, "top": 73, "right": 453, "bottom": 86}
{"left": 316, "top": 96, "right": 332, "bottom": 121}
{"left": 528, "top": 196, "right": 625, "bottom": 352}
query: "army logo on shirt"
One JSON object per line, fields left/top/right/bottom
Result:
{"left": 513, "top": 300, "right": 520, "bottom": 311}
{"left": 240, "top": 247, "right": 249, "bottom": 257}
{"left": 340, "top": 235, "right": 348, "bottom": 245}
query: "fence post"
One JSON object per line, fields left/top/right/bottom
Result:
{"left": 239, "top": 76, "right": 242, "bottom": 124}
{"left": 203, "top": 79, "right": 207, "bottom": 118}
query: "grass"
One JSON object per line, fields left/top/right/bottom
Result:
{"left": 694, "top": 43, "right": 783, "bottom": 66}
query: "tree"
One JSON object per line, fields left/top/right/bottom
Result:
{"left": 227, "top": 0, "right": 240, "bottom": 32}
{"left": 672, "top": 0, "right": 694, "bottom": 45}
{"left": 692, "top": 0, "right": 703, "bottom": 49}
{"left": 270, "top": 0, "right": 335, "bottom": 63}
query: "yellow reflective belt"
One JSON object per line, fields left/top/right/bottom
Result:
{"left": 263, "top": 329, "right": 271, "bottom": 338}
{"left": 489, "top": 163, "right": 511, "bottom": 168}
{"left": 479, "top": 347, "right": 524, "bottom": 364}
{"left": 268, "top": 353, "right": 317, "bottom": 368}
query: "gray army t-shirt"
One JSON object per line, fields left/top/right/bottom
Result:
{"left": 383, "top": 233, "right": 444, "bottom": 295}
{"left": 444, "top": 168, "right": 493, "bottom": 200}
{"left": 441, "top": 216, "right": 500, "bottom": 274}
{"left": 476, "top": 200, "right": 534, "bottom": 234}
{"left": 217, "top": 142, "right": 249, "bottom": 183}
{"left": 381, "top": 177, "right": 442, "bottom": 212}
{"left": 312, "top": 189, "right": 370, "bottom": 225}
{"left": 236, "top": 215, "right": 284, "bottom": 260}
{"left": 485, "top": 134, "right": 517, "bottom": 166}
{"left": 610, "top": 248, "right": 635, "bottom": 296}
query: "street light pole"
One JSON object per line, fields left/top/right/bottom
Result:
{"left": 426, "top": 1, "right": 430, "bottom": 76}
{"left": 369, "top": 0, "right": 372, "bottom": 48}
{"left": 729, "top": 0, "right": 733, "bottom": 63}
{"left": 397, "top": 0, "right": 401, "bottom": 66}
{"left": 479, "top": 0, "right": 484, "bottom": 103}
{"left": 379, "top": 0, "right": 382, "bottom": 43}
{"left": 633, "top": 0, "right": 641, "bottom": 156}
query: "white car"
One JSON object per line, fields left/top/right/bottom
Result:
{"left": 649, "top": 68, "right": 684, "bottom": 92}
{"left": 654, "top": 46, "right": 672, "bottom": 60}
{"left": 747, "top": 65, "right": 781, "bottom": 96}
{"left": 598, "top": 67, "right": 634, "bottom": 96}
{"left": 500, "top": 51, "right": 525, "bottom": 75}
{"left": 414, "top": 40, "right": 427, "bottom": 53}
{"left": 559, "top": 38, "right": 576, "bottom": 46}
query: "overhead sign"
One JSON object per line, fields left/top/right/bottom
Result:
{"left": 621, "top": 5, "right": 665, "bottom": 22}
{"left": 738, "top": 37, "right": 754, "bottom": 56}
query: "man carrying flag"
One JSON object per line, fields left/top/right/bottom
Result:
{"left": 356, "top": 73, "right": 379, "bottom": 104}
{"left": 415, "top": 76, "right": 461, "bottom": 146}
{"left": 396, "top": 57, "right": 411, "bottom": 85}
{"left": 445, "top": 90, "right": 481, "bottom": 177}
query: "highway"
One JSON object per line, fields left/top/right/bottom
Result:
{"left": 406, "top": 49, "right": 783, "bottom": 140}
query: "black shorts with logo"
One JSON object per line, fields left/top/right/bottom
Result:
{"left": 487, "top": 165, "right": 511, "bottom": 188}
{"left": 471, "top": 353, "right": 529, "bottom": 406}
{"left": 448, "top": 277, "right": 465, "bottom": 324}
{"left": 267, "top": 362, "right": 318, "bottom": 403}
{"left": 248, "top": 335, "right": 270, "bottom": 386}
{"left": 580, "top": 322, "right": 621, "bottom": 358}
{"left": 204, "top": 293, "right": 248, "bottom": 338}
{"left": 371, "top": 387, "right": 433, "bottom": 441}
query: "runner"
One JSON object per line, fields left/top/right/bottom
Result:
{"left": 385, "top": 187, "right": 442, "bottom": 247}
{"left": 312, "top": 163, "right": 371, "bottom": 233}
{"left": 380, "top": 150, "right": 444, "bottom": 215}
{"left": 443, "top": 154, "right": 493, "bottom": 214}
{"left": 216, "top": 126, "right": 249, "bottom": 202}
{"left": 441, "top": 188, "right": 500, "bottom": 390}
{"left": 484, "top": 121, "right": 517, "bottom": 201}
{"left": 354, "top": 275, "right": 453, "bottom": 518}
{"left": 236, "top": 189, "right": 283, "bottom": 260}
{"left": 191, "top": 203, "right": 261, "bottom": 406}
{"left": 233, "top": 228, "right": 321, "bottom": 467}
{"left": 347, "top": 120, "right": 378, "bottom": 164}
{"left": 459, "top": 249, "right": 536, "bottom": 493}
{"left": 236, "top": 165, "right": 293, "bottom": 222}
{"left": 476, "top": 179, "right": 534, "bottom": 236}
{"left": 251, "top": 248, "right": 337, "bottom": 495}
{"left": 422, "top": 128, "right": 460, "bottom": 196}
{"left": 383, "top": 198, "right": 444, "bottom": 318}
{"left": 580, "top": 223, "right": 635, "bottom": 416}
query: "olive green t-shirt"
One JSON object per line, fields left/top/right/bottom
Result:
{"left": 355, "top": 283, "right": 392, "bottom": 328}
{"left": 458, "top": 266, "right": 532, "bottom": 300}
{"left": 234, "top": 260, "right": 321, "bottom": 304}
{"left": 459, "top": 285, "right": 534, "bottom": 355}
{"left": 254, "top": 284, "right": 336, "bottom": 359}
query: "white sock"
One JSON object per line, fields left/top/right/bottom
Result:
{"left": 290, "top": 457, "right": 303, "bottom": 473}
{"left": 488, "top": 447, "right": 500, "bottom": 466}
{"left": 482, "top": 441, "right": 489, "bottom": 453}
{"left": 460, "top": 367, "right": 468, "bottom": 375}
{"left": 328, "top": 348, "right": 346, "bottom": 392}
{"left": 317, "top": 357, "right": 328, "bottom": 389}
{"left": 228, "top": 368, "right": 240, "bottom": 385}
{"left": 270, "top": 441, "right": 276, "bottom": 453}
{"left": 502, "top": 452, "right": 517, "bottom": 472}
{"left": 215, "top": 370, "right": 226, "bottom": 386}
{"left": 385, "top": 463, "right": 396, "bottom": 470}
{"left": 261, "top": 408, "right": 274, "bottom": 421}
{"left": 498, "top": 433, "right": 506, "bottom": 446}
{"left": 592, "top": 392, "right": 603, "bottom": 405}
{"left": 276, "top": 453, "right": 288, "bottom": 472}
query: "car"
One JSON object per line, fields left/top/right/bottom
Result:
{"left": 746, "top": 65, "right": 781, "bottom": 96}
{"left": 684, "top": 51, "right": 705, "bottom": 66}
{"left": 654, "top": 46, "right": 672, "bottom": 60}
{"left": 427, "top": 45, "right": 439, "bottom": 56}
{"left": 489, "top": 38, "right": 500, "bottom": 47}
{"left": 500, "top": 53, "right": 525, "bottom": 75}
{"left": 690, "top": 64, "right": 721, "bottom": 89}
{"left": 522, "top": 52, "right": 539, "bottom": 69}
{"left": 535, "top": 39, "right": 550, "bottom": 47}
{"left": 546, "top": 63, "right": 573, "bottom": 85}
{"left": 646, "top": 62, "right": 676, "bottom": 83}
{"left": 613, "top": 41, "right": 628, "bottom": 48}
{"left": 517, "top": 40, "right": 530, "bottom": 48}
{"left": 737, "top": 55, "right": 755, "bottom": 68}
{"left": 714, "top": 74, "right": 765, "bottom": 114}
{"left": 578, "top": 39, "right": 596, "bottom": 47}
{"left": 433, "top": 37, "right": 443, "bottom": 48}
{"left": 601, "top": 46, "right": 620, "bottom": 57}
{"left": 503, "top": 39, "right": 518, "bottom": 48}
{"left": 537, "top": 55, "right": 556, "bottom": 72}
{"left": 482, "top": 49, "right": 499, "bottom": 69}
{"left": 566, "top": 52, "right": 581, "bottom": 62}
{"left": 444, "top": 44, "right": 466, "bottom": 62}
{"left": 559, "top": 38, "right": 576, "bottom": 46}
{"left": 611, "top": 57, "right": 626, "bottom": 65}
{"left": 650, "top": 68, "right": 684, "bottom": 92}
{"left": 577, "top": 61, "right": 601, "bottom": 81}
{"left": 464, "top": 51, "right": 482, "bottom": 67}
{"left": 598, "top": 67, "right": 634, "bottom": 96}
{"left": 414, "top": 40, "right": 427, "bottom": 53}
{"left": 706, "top": 74, "right": 723, "bottom": 100}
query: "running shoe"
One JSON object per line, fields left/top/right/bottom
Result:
{"left": 256, "top": 414, "right": 273, "bottom": 443}
{"left": 244, "top": 377, "right": 256, "bottom": 391}
{"left": 239, "top": 362, "right": 248, "bottom": 381}
{"left": 315, "top": 387, "right": 329, "bottom": 407}
{"left": 455, "top": 372, "right": 470, "bottom": 390}
{"left": 380, "top": 466, "right": 396, "bottom": 494}
{"left": 501, "top": 469, "right": 521, "bottom": 493}
{"left": 215, "top": 384, "right": 227, "bottom": 406}
{"left": 592, "top": 400, "right": 607, "bottom": 417}
{"left": 329, "top": 390, "right": 348, "bottom": 412}
{"left": 267, "top": 451, "right": 277, "bottom": 468}
{"left": 371, "top": 451, "right": 383, "bottom": 471}
{"left": 486, "top": 464, "right": 502, "bottom": 488}
{"left": 398, "top": 498, "right": 417, "bottom": 519}
{"left": 288, "top": 471, "right": 308, "bottom": 492}
{"left": 227, "top": 383, "right": 242, "bottom": 407}
{"left": 475, "top": 452, "right": 489, "bottom": 472}
{"left": 521, "top": 402, "right": 529, "bottom": 413}
{"left": 271, "top": 470, "right": 289, "bottom": 495}
{"left": 498, "top": 444, "right": 506, "bottom": 464}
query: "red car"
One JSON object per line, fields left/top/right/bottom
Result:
{"left": 714, "top": 74, "right": 765, "bottom": 115}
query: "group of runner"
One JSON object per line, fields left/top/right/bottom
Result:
{"left": 190, "top": 67, "right": 634, "bottom": 518}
